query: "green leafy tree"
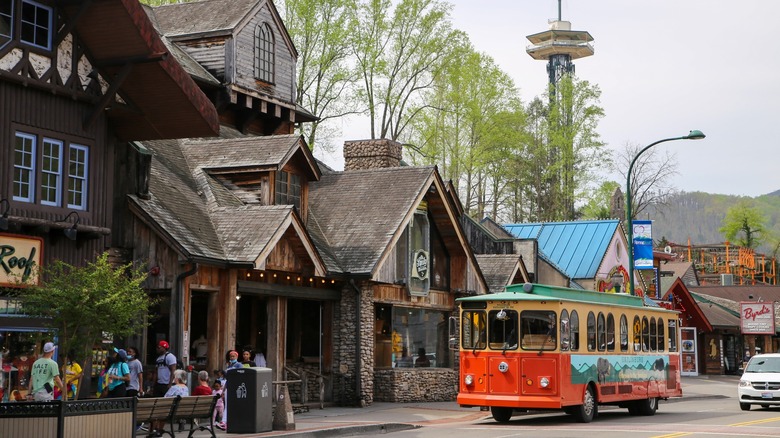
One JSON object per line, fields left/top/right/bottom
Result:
{"left": 352, "top": 0, "right": 454, "bottom": 140}
{"left": 17, "top": 252, "right": 152, "bottom": 370}
{"left": 580, "top": 181, "right": 620, "bottom": 220}
{"left": 280, "top": 0, "right": 357, "bottom": 153}
{"left": 719, "top": 202, "right": 768, "bottom": 249}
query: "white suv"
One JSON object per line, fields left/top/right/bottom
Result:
{"left": 739, "top": 353, "right": 780, "bottom": 411}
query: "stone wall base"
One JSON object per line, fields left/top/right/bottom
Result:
{"left": 373, "top": 368, "right": 458, "bottom": 402}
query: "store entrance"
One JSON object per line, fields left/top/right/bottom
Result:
{"left": 236, "top": 295, "right": 268, "bottom": 363}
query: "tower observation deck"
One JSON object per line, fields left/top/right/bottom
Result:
{"left": 526, "top": 9, "right": 594, "bottom": 87}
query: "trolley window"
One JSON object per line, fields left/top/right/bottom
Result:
{"left": 462, "top": 310, "right": 487, "bottom": 350}
{"left": 606, "top": 313, "right": 616, "bottom": 352}
{"left": 657, "top": 318, "right": 665, "bottom": 352}
{"left": 668, "top": 319, "right": 678, "bottom": 352}
{"left": 570, "top": 310, "right": 580, "bottom": 351}
{"left": 642, "top": 316, "right": 650, "bottom": 352}
{"left": 587, "top": 311, "right": 596, "bottom": 351}
{"left": 596, "top": 312, "right": 606, "bottom": 351}
{"left": 520, "top": 310, "right": 556, "bottom": 351}
{"left": 649, "top": 317, "right": 657, "bottom": 351}
{"left": 489, "top": 309, "right": 518, "bottom": 350}
{"left": 633, "top": 315, "right": 641, "bottom": 352}
{"left": 560, "top": 309, "right": 570, "bottom": 351}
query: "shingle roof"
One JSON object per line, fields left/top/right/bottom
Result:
{"left": 150, "top": 0, "right": 258, "bottom": 37}
{"left": 475, "top": 255, "right": 523, "bottom": 294}
{"left": 131, "top": 134, "right": 323, "bottom": 268}
{"left": 691, "top": 292, "right": 742, "bottom": 328}
{"left": 504, "top": 220, "right": 620, "bottom": 279}
{"left": 307, "top": 167, "right": 435, "bottom": 274}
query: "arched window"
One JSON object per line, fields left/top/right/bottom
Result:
{"left": 587, "top": 312, "right": 596, "bottom": 351}
{"left": 570, "top": 310, "right": 580, "bottom": 351}
{"left": 596, "top": 312, "right": 606, "bottom": 351}
{"left": 254, "top": 23, "right": 275, "bottom": 82}
{"left": 642, "top": 316, "right": 650, "bottom": 352}
{"left": 560, "top": 309, "right": 570, "bottom": 351}
{"left": 620, "top": 314, "right": 628, "bottom": 352}
{"left": 606, "top": 313, "right": 615, "bottom": 351}
{"left": 649, "top": 317, "right": 657, "bottom": 351}
{"left": 657, "top": 318, "right": 665, "bottom": 352}
{"left": 633, "top": 315, "right": 641, "bottom": 352}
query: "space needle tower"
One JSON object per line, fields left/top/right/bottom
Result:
{"left": 526, "top": 1, "right": 594, "bottom": 91}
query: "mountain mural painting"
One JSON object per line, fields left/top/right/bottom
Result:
{"left": 570, "top": 354, "right": 668, "bottom": 384}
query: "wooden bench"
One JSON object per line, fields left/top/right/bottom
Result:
{"left": 135, "top": 396, "right": 180, "bottom": 438}
{"left": 135, "top": 395, "right": 218, "bottom": 438}
{"left": 172, "top": 395, "right": 219, "bottom": 438}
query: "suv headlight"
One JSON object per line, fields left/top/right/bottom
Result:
{"left": 739, "top": 380, "right": 750, "bottom": 387}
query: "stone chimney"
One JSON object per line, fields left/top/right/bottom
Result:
{"left": 343, "top": 139, "right": 402, "bottom": 171}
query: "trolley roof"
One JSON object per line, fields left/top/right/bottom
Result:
{"left": 458, "top": 283, "right": 677, "bottom": 314}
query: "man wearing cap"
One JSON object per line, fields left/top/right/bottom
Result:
{"left": 27, "top": 342, "right": 66, "bottom": 401}
{"left": 154, "top": 340, "right": 177, "bottom": 397}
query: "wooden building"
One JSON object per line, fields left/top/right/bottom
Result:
{"left": 108, "top": 0, "right": 488, "bottom": 405}
{"left": 0, "top": 0, "right": 218, "bottom": 399}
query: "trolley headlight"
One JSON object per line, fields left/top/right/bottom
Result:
{"left": 464, "top": 374, "right": 474, "bottom": 386}
{"left": 539, "top": 377, "right": 550, "bottom": 388}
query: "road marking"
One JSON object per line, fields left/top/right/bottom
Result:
{"left": 729, "top": 416, "right": 780, "bottom": 427}
{"left": 651, "top": 433, "right": 692, "bottom": 438}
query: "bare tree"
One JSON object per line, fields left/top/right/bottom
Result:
{"left": 614, "top": 141, "right": 679, "bottom": 220}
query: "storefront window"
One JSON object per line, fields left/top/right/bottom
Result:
{"left": 1, "top": 329, "right": 57, "bottom": 402}
{"left": 379, "top": 305, "right": 450, "bottom": 368}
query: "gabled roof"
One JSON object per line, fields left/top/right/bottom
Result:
{"left": 662, "top": 278, "right": 713, "bottom": 332}
{"left": 690, "top": 292, "right": 741, "bottom": 328}
{"left": 475, "top": 255, "right": 528, "bottom": 294}
{"left": 504, "top": 220, "right": 620, "bottom": 279}
{"left": 58, "top": 0, "right": 219, "bottom": 140}
{"left": 129, "top": 134, "right": 324, "bottom": 273}
{"left": 308, "top": 167, "right": 436, "bottom": 275}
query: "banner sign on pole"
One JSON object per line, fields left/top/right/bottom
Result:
{"left": 632, "top": 220, "right": 653, "bottom": 270}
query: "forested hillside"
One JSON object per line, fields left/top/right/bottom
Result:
{"left": 644, "top": 190, "right": 780, "bottom": 254}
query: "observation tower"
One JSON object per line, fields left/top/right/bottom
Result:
{"left": 526, "top": 2, "right": 594, "bottom": 89}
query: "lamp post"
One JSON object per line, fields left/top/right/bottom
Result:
{"left": 626, "top": 130, "right": 705, "bottom": 296}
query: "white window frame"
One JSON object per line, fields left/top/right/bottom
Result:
{"left": 13, "top": 132, "right": 36, "bottom": 203}
{"left": 40, "top": 137, "right": 62, "bottom": 207}
{"left": 67, "top": 144, "right": 88, "bottom": 210}
{"left": 0, "top": 0, "right": 13, "bottom": 48}
{"left": 20, "top": 0, "right": 52, "bottom": 50}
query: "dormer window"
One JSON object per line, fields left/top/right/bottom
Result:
{"left": 254, "top": 23, "right": 274, "bottom": 83}
{"left": 20, "top": 0, "right": 52, "bottom": 50}
{"left": 275, "top": 170, "right": 300, "bottom": 210}
{"left": 0, "top": 2, "right": 12, "bottom": 48}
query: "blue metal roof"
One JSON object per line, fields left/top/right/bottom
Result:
{"left": 503, "top": 220, "right": 620, "bottom": 279}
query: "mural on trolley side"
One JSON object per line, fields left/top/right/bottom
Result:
{"left": 570, "top": 354, "right": 669, "bottom": 384}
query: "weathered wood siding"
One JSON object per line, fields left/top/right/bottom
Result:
{"left": 0, "top": 81, "right": 112, "bottom": 267}
{"left": 176, "top": 37, "right": 227, "bottom": 80}
{"left": 233, "top": 2, "right": 296, "bottom": 104}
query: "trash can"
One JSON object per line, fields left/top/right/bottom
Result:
{"left": 226, "top": 367, "right": 273, "bottom": 433}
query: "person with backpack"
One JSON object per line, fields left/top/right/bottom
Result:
{"left": 154, "top": 340, "right": 177, "bottom": 396}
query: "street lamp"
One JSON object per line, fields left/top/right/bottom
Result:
{"left": 626, "top": 130, "right": 705, "bottom": 296}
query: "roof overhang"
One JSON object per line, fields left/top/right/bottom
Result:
{"left": 59, "top": 0, "right": 219, "bottom": 140}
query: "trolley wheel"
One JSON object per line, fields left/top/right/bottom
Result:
{"left": 740, "top": 403, "right": 751, "bottom": 411}
{"left": 572, "top": 386, "right": 597, "bottom": 423}
{"left": 636, "top": 397, "right": 658, "bottom": 416}
{"left": 491, "top": 406, "right": 513, "bottom": 423}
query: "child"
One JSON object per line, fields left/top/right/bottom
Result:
{"left": 212, "top": 380, "right": 225, "bottom": 429}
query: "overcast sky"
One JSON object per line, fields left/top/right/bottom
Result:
{"left": 315, "top": 1, "right": 779, "bottom": 198}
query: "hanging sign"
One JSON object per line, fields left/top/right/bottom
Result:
{"left": 632, "top": 220, "right": 653, "bottom": 270}
{"left": 411, "top": 250, "right": 429, "bottom": 280}
{"left": 740, "top": 302, "right": 776, "bottom": 335}
{"left": 0, "top": 233, "right": 43, "bottom": 286}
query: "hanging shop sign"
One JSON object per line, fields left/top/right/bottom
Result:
{"left": 0, "top": 233, "right": 43, "bottom": 287}
{"left": 740, "top": 301, "right": 775, "bottom": 335}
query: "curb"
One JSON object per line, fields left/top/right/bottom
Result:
{"left": 270, "top": 423, "right": 418, "bottom": 437}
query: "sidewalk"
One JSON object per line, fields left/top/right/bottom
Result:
{"left": 154, "top": 375, "right": 739, "bottom": 438}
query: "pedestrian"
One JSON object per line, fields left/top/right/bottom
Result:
{"left": 226, "top": 350, "right": 242, "bottom": 370}
{"left": 62, "top": 349, "right": 83, "bottom": 400}
{"left": 241, "top": 347, "right": 254, "bottom": 367}
{"left": 154, "top": 340, "right": 177, "bottom": 396}
{"left": 192, "top": 370, "right": 212, "bottom": 395}
{"left": 415, "top": 347, "right": 430, "bottom": 368}
{"left": 254, "top": 347, "right": 267, "bottom": 367}
{"left": 212, "top": 380, "right": 225, "bottom": 429}
{"left": 96, "top": 356, "right": 109, "bottom": 398}
{"left": 106, "top": 348, "right": 130, "bottom": 398}
{"left": 27, "top": 342, "right": 66, "bottom": 401}
{"left": 126, "top": 346, "right": 144, "bottom": 397}
{"left": 164, "top": 369, "right": 190, "bottom": 397}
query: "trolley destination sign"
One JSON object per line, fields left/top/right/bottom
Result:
{"left": 740, "top": 301, "right": 776, "bottom": 335}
